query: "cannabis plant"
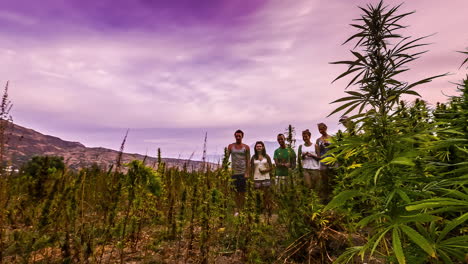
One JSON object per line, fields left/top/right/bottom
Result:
{"left": 330, "top": 1, "right": 445, "bottom": 120}
{"left": 327, "top": 1, "right": 453, "bottom": 263}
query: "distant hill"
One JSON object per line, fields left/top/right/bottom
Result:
{"left": 3, "top": 122, "right": 206, "bottom": 170}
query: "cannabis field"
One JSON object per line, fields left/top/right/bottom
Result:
{"left": 0, "top": 1, "right": 467, "bottom": 263}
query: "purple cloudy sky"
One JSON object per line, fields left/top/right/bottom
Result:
{"left": 1, "top": 0, "right": 467, "bottom": 161}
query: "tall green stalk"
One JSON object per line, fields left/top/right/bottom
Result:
{"left": 327, "top": 1, "right": 449, "bottom": 263}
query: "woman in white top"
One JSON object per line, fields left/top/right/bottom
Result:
{"left": 298, "top": 129, "right": 320, "bottom": 190}
{"left": 251, "top": 141, "right": 273, "bottom": 186}
{"left": 250, "top": 141, "right": 273, "bottom": 217}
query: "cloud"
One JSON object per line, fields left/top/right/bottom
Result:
{"left": 2, "top": 1, "right": 335, "bottom": 129}
{"left": 0, "top": 10, "right": 36, "bottom": 25}
{"left": 0, "top": 0, "right": 466, "bottom": 158}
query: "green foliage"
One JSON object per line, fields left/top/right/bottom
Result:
{"left": 22, "top": 155, "right": 65, "bottom": 176}
{"left": 2, "top": 146, "right": 351, "bottom": 263}
{"left": 1, "top": 2, "right": 466, "bottom": 263}
{"left": 330, "top": 1, "right": 445, "bottom": 118}
{"left": 0, "top": 81, "right": 12, "bottom": 170}
{"left": 285, "top": 124, "right": 296, "bottom": 149}
{"left": 125, "top": 160, "right": 162, "bottom": 197}
{"left": 458, "top": 48, "right": 468, "bottom": 69}
{"left": 21, "top": 155, "right": 65, "bottom": 200}
{"left": 328, "top": 1, "right": 466, "bottom": 263}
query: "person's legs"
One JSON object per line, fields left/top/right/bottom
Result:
{"left": 254, "top": 180, "right": 263, "bottom": 214}
{"left": 236, "top": 191, "right": 245, "bottom": 210}
{"left": 231, "top": 174, "right": 246, "bottom": 214}
{"left": 309, "top": 169, "right": 321, "bottom": 194}
{"left": 275, "top": 175, "right": 287, "bottom": 192}
{"left": 262, "top": 181, "right": 272, "bottom": 219}
{"left": 275, "top": 176, "right": 281, "bottom": 191}
{"left": 254, "top": 180, "right": 262, "bottom": 189}
{"left": 303, "top": 169, "right": 313, "bottom": 188}
{"left": 254, "top": 180, "right": 272, "bottom": 222}
{"left": 319, "top": 167, "right": 329, "bottom": 202}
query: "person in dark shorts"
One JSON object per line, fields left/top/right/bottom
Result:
{"left": 227, "top": 129, "right": 250, "bottom": 215}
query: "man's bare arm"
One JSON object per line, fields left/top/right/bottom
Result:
{"left": 244, "top": 145, "right": 250, "bottom": 177}
{"left": 315, "top": 139, "right": 321, "bottom": 158}
{"left": 227, "top": 144, "right": 232, "bottom": 157}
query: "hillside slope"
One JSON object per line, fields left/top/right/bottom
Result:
{"left": 3, "top": 122, "right": 205, "bottom": 170}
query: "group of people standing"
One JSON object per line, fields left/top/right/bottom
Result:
{"left": 227, "top": 123, "right": 332, "bottom": 215}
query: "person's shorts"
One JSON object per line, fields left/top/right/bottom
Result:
{"left": 319, "top": 162, "right": 329, "bottom": 170}
{"left": 303, "top": 169, "right": 320, "bottom": 180}
{"left": 254, "top": 179, "right": 271, "bottom": 189}
{"left": 231, "top": 174, "right": 246, "bottom": 193}
{"left": 275, "top": 175, "right": 288, "bottom": 185}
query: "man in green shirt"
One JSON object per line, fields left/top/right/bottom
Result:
{"left": 274, "top": 134, "right": 296, "bottom": 188}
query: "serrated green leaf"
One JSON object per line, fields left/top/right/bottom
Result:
{"left": 397, "top": 214, "right": 440, "bottom": 224}
{"left": 402, "top": 90, "right": 421, "bottom": 96}
{"left": 332, "top": 66, "right": 363, "bottom": 83}
{"left": 390, "top": 157, "right": 415, "bottom": 166}
{"left": 331, "top": 96, "right": 361, "bottom": 104}
{"left": 370, "top": 226, "right": 392, "bottom": 257}
{"left": 324, "top": 190, "right": 362, "bottom": 211}
{"left": 396, "top": 189, "right": 411, "bottom": 203}
{"left": 406, "top": 198, "right": 468, "bottom": 211}
{"left": 328, "top": 101, "right": 360, "bottom": 117}
{"left": 400, "top": 225, "right": 436, "bottom": 258}
{"left": 357, "top": 213, "right": 382, "bottom": 227}
{"left": 407, "top": 73, "right": 448, "bottom": 90}
{"left": 438, "top": 212, "right": 468, "bottom": 243}
{"left": 392, "top": 228, "right": 406, "bottom": 264}
{"left": 346, "top": 91, "right": 364, "bottom": 97}
{"left": 374, "top": 166, "right": 385, "bottom": 185}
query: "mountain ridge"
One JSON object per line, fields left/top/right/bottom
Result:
{"left": 3, "top": 122, "right": 207, "bottom": 170}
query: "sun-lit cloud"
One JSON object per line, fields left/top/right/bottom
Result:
{"left": 0, "top": 0, "right": 466, "bottom": 158}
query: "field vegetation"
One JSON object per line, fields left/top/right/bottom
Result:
{"left": 0, "top": 1, "right": 467, "bottom": 263}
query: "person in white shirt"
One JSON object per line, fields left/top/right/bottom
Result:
{"left": 298, "top": 129, "right": 321, "bottom": 191}
{"left": 250, "top": 141, "right": 273, "bottom": 217}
